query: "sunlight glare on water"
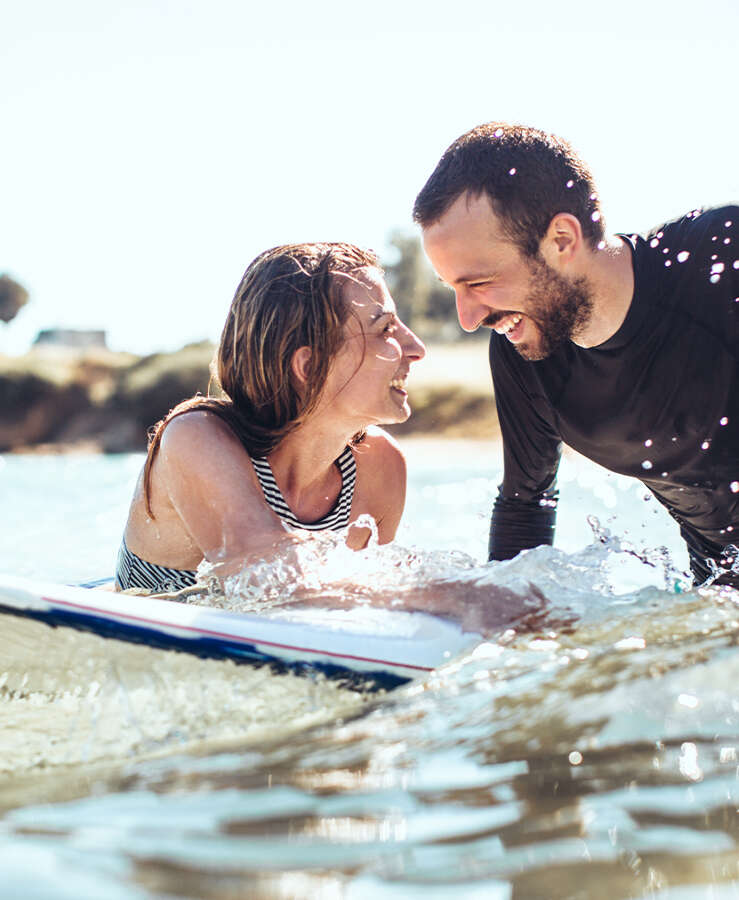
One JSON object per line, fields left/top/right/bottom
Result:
{"left": 0, "top": 444, "right": 738, "bottom": 898}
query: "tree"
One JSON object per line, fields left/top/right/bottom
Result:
{"left": 0, "top": 274, "right": 29, "bottom": 324}
{"left": 382, "top": 231, "right": 458, "bottom": 338}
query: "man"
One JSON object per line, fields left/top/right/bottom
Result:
{"left": 414, "top": 122, "right": 739, "bottom": 586}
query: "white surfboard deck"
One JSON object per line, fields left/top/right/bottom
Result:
{"left": 0, "top": 574, "right": 481, "bottom": 690}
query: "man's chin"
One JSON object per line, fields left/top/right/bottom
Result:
{"left": 509, "top": 334, "right": 549, "bottom": 361}
{"left": 515, "top": 343, "right": 547, "bottom": 361}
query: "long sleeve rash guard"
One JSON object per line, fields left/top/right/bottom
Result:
{"left": 488, "top": 206, "right": 739, "bottom": 585}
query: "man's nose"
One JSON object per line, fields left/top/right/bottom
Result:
{"left": 455, "top": 291, "right": 487, "bottom": 333}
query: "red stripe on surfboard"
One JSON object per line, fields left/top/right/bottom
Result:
{"left": 40, "top": 594, "right": 433, "bottom": 672}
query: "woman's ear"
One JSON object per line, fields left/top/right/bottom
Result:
{"left": 291, "top": 346, "right": 312, "bottom": 385}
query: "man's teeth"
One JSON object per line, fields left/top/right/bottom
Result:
{"left": 499, "top": 314, "right": 522, "bottom": 334}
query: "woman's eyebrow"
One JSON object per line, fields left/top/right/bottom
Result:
{"left": 368, "top": 309, "right": 394, "bottom": 323}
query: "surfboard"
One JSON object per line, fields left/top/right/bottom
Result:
{"left": 0, "top": 574, "right": 481, "bottom": 690}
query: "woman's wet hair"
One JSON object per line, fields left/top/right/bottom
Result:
{"left": 413, "top": 122, "right": 605, "bottom": 257}
{"left": 143, "top": 242, "right": 379, "bottom": 514}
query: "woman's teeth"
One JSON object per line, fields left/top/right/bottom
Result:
{"left": 390, "top": 377, "right": 407, "bottom": 390}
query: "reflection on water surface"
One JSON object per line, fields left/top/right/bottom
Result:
{"left": 0, "top": 444, "right": 737, "bottom": 898}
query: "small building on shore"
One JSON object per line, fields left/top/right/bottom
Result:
{"left": 33, "top": 328, "right": 108, "bottom": 350}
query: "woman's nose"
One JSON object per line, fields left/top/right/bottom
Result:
{"left": 402, "top": 324, "right": 426, "bottom": 361}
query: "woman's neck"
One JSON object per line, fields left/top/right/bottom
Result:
{"left": 266, "top": 420, "right": 354, "bottom": 518}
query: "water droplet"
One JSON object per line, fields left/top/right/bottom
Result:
{"left": 650, "top": 238, "right": 660, "bottom": 248}
{"left": 662, "top": 247, "right": 670, "bottom": 254}
{"left": 671, "top": 436, "right": 678, "bottom": 442}
{"left": 642, "top": 460, "right": 653, "bottom": 470}
{"left": 665, "top": 260, "right": 672, "bottom": 267}
{"left": 701, "top": 440, "right": 710, "bottom": 450}
{"left": 657, "top": 231, "right": 664, "bottom": 239}
{"left": 677, "top": 250, "right": 690, "bottom": 262}
{"left": 712, "top": 236, "right": 718, "bottom": 242}
{"left": 733, "top": 261, "right": 739, "bottom": 270}
{"left": 597, "top": 240, "right": 606, "bottom": 250}
{"left": 726, "top": 221, "right": 733, "bottom": 228}
{"left": 590, "top": 192, "right": 597, "bottom": 201}
{"left": 508, "top": 167, "right": 516, "bottom": 175}
{"left": 661, "top": 472, "right": 668, "bottom": 477}
{"left": 725, "top": 238, "right": 732, "bottom": 245}
{"left": 720, "top": 416, "right": 729, "bottom": 426}
{"left": 566, "top": 179, "right": 574, "bottom": 188}
{"left": 728, "top": 525, "right": 734, "bottom": 532}
{"left": 731, "top": 482, "right": 739, "bottom": 493}
{"left": 568, "top": 751, "right": 583, "bottom": 766}
{"left": 644, "top": 438, "right": 653, "bottom": 447}
{"left": 710, "top": 274, "right": 721, "bottom": 284}
{"left": 494, "top": 127, "right": 503, "bottom": 137}
{"left": 712, "top": 262, "right": 725, "bottom": 274}
{"left": 591, "top": 211, "right": 601, "bottom": 222}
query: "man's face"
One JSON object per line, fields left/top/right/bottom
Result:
{"left": 422, "top": 192, "right": 593, "bottom": 360}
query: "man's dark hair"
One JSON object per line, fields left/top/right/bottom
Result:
{"left": 413, "top": 122, "right": 605, "bottom": 257}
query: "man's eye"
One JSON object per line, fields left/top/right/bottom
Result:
{"left": 383, "top": 319, "right": 398, "bottom": 334}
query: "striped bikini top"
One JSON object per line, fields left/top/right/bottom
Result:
{"left": 115, "top": 446, "right": 357, "bottom": 593}
{"left": 249, "top": 445, "right": 357, "bottom": 531}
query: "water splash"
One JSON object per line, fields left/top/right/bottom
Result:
{"left": 699, "top": 544, "right": 739, "bottom": 588}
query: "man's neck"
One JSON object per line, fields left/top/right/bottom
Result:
{"left": 573, "top": 236, "right": 635, "bottom": 348}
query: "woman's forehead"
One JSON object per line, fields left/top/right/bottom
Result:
{"left": 343, "top": 268, "right": 393, "bottom": 315}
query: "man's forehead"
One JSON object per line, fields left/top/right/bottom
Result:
{"left": 428, "top": 190, "right": 505, "bottom": 238}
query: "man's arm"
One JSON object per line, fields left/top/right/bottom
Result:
{"left": 488, "top": 486, "right": 559, "bottom": 561}
{"left": 487, "top": 334, "right": 562, "bottom": 562}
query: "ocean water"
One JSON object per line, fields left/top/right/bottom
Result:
{"left": 1, "top": 440, "right": 738, "bottom": 900}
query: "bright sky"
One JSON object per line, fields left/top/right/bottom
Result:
{"left": 2, "top": 0, "right": 737, "bottom": 356}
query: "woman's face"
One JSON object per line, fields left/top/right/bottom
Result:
{"left": 317, "top": 268, "right": 426, "bottom": 428}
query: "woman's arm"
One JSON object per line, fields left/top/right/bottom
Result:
{"left": 346, "top": 427, "right": 407, "bottom": 548}
{"left": 156, "top": 411, "right": 304, "bottom": 573}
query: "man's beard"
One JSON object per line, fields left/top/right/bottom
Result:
{"left": 488, "top": 256, "right": 594, "bottom": 361}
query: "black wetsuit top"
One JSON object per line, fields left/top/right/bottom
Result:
{"left": 488, "top": 205, "right": 739, "bottom": 585}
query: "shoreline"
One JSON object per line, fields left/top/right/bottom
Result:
{"left": 4, "top": 430, "right": 503, "bottom": 457}
{"left": 1, "top": 340, "right": 500, "bottom": 454}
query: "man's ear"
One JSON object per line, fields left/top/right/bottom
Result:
{"left": 291, "top": 346, "right": 312, "bottom": 385}
{"left": 539, "top": 213, "right": 583, "bottom": 270}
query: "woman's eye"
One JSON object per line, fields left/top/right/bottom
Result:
{"left": 383, "top": 319, "right": 398, "bottom": 334}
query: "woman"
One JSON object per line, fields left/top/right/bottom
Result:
{"left": 116, "top": 242, "right": 426, "bottom": 593}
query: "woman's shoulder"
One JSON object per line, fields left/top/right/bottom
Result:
{"left": 351, "top": 426, "right": 406, "bottom": 483}
{"left": 159, "top": 408, "right": 239, "bottom": 451}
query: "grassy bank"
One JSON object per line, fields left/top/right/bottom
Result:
{"left": 0, "top": 339, "right": 499, "bottom": 452}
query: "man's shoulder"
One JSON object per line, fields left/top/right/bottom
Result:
{"left": 640, "top": 204, "right": 737, "bottom": 247}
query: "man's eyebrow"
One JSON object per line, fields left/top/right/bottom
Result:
{"left": 454, "top": 272, "right": 493, "bottom": 285}
{"left": 436, "top": 273, "right": 493, "bottom": 287}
